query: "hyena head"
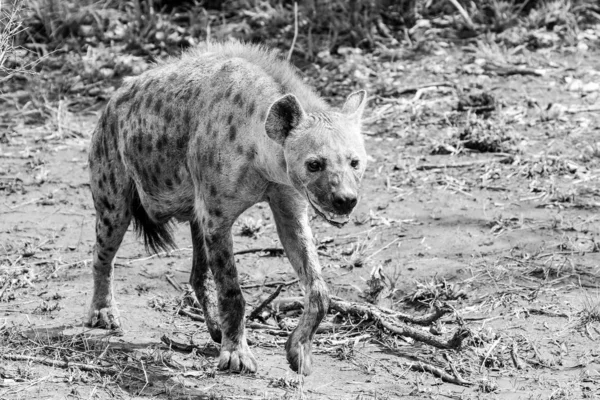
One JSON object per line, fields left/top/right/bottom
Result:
{"left": 265, "top": 91, "right": 368, "bottom": 227}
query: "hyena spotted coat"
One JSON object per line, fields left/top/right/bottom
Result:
{"left": 88, "top": 42, "right": 368, "bottom": 375}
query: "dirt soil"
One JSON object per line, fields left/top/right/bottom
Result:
{"left": 1, "top": 44, "right": 600, "bottom": 400}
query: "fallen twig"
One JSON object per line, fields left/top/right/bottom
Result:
{"left": 178, "top": 307, "right": 205, "bottom": 322}
{"left": 479, "top": 338, "right": 501, "bottom": 373}
{"left": 566, "top": 105, "right": 600, "bottom": 114}
{"left": 1, "top": 353, "right": 114, "bottom": 373}
{"left": 273, "top": 297, "right": 453, "bottom": 326}
{"left": 161, "top": 334, "right": 195, "bottom": 352}
{"left": 416, "top": 157, "right": 512, "bottom": 171}
{"left": 395, "top": 81, "right": 455, "bottom": 96}
{"left": 525, "top": 308, "right": 569, "bottom": 318}
{"left": 165, "top": 274, "right": 183, "bottom": 292}
{"left": 444, "top": 353, "right": 472, "bottom": 385}
{"left": 331, "top": 299, "right": 470, "bottom": 350}
{"left": 241, "top": 278, "right": 299, "bottom": 290}
{"left": 408, "top": 361, "right": 472, "bottom": 385}
{"left": 234, "top": 247, "right": 284, "bottom": 256}
{"left": 273, "top": 297, "right": 304, "bottom": 312}
{"left": 394, "top": 302, "right": 454, "bottom": 325}
{"left": 510, "top": 342, "right": 528, "bottom": 370}
{"left": 482, "top": 62, "right": 544, "bottom": 77}
{"left": 248, "top": 284, "right": 284, "bottom": 321}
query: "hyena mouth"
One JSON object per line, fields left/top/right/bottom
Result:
{"left": 306, "top": 192, "right": 350, "bottom": 229}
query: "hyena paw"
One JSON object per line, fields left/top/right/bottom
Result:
{"left": 217, "top": 342, "right": 257, "bottom": 373}
{"left": 87, "top": 301, "right": 121, "bottom": 330}
{"left": 285, "top": 334, "right": 313, "bottom": 376}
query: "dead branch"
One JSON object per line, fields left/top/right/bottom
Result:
{"left": 272, "top": 296, "right": 304, "bottom": 312}
{"left": 178, "top": 307, "right": 205, "bottom": 322}
{"left": 1, "top": 353, "right": 114, "bottom": 373}
{"left": 526, "top": 308, "right": 569, "bottom": 318}
{"left": 395, "top": 81, "right": 455, "bottom": 95}
{"left": 444, "top": 353, "right": 472, "bottom": 386}
{"left": 479, "top": 338, "right": 501, "bottom": 373}
{"left": 273, "top": 297, "right": 452, "bottom": 326}
{"left": 510, "top": 342, "right": 528, "bottom": 370}
{"left": 483, "top": 62, "right": 544, "bottom": 77}
{"left": 408, "top": 361, "right": 472, "bottom": 385}
{"left": 165, "top": 274, "right": 183, "bottom": 292}
{"left": 416, "top": 157, "right": 512, "bottom": 171}
{"left": 161, "top": 334, "right": 195, "bottom": 352}
{"left": 393, "top": 302, "right": 454, "bottom": 325}
{"left": 566, "top": 105, "right": 600, "bottom": 114}
{"left": 234, "top": 247, "right": 284, "bottom": 256}
{"left": 330, "top": 299, "right": 470, "bottom": 350}
{"left": 248, "top": 284, "right": 284, "bottom": 321}
{"left": 241, "top": 278, "right": 299, "bottom": 290}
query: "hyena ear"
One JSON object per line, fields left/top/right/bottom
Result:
{"left": 265, "top": 94, "right": 306, "bottom": 145}
{"left": 342, "top": 90, "right": 367, "bottom": 119}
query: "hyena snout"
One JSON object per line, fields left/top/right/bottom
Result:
{"left": 331, "top": 191, "right": 358, "bottom": 214}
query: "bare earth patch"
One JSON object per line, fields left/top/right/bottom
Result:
{"left": 1, "top": 41, "right": 600, "bottom": 399}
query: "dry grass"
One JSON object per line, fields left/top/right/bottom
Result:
{"left": 0, "top": 0, "right": 27, "bottom": 79}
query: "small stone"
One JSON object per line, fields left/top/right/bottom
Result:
{"left": 78, "top": 25, "right": 94, "bottom": 37}
{"left": 577, "top": 42, "right": 589, "bottom": 52}
{"left": 567, "top": 79, "right": 583, "bottom": 92}
{"left": 582, "top": 82, "right": 600, "bottom": 92}
{"left": 99, "top": 68, "right": 114, "bottom": 78}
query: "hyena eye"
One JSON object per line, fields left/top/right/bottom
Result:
{"left": 306, "top": 160, "right": 322, "bottom": 172}
{"left": 350, "top": 159, "right": 359, "bottom": 169}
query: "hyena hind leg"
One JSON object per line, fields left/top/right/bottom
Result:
{"left": 87, "top": 165, "right": 133, "bottom": 330}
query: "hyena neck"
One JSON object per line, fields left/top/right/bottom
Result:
{"left": 255, "top": 134, "right": 292, "bottom": 187}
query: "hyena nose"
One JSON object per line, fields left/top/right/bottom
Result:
{"left": 332, "top": 193, "right": 357, "bottom": 214}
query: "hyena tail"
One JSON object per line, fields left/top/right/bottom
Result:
{"left": 128, "top": 186, "right": 176, "bottom": 254}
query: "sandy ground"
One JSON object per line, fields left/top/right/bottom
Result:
{"left": 1, "top": 46, "right": 600, "bottom": 399}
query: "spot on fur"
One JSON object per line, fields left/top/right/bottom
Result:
{"left": 154, "top": 98, "right": 163, "bottom": 114}
{"left": 145, "top": 95, "right": 153, "bottom": 109}
{"left": 157, "top": 135, "right": 168, "bottom": 151}
{"left": 102, "top": 217, "right": 112, "bottom": 228}
{"left": 177, "top": 136, "right": 187, "bottom": 150}
{"left": 228, "top": 125, "right": 237, "bottom": 141}
{"left": 247, "top": 145, "right": 257, "bottom": 161}
{"left": 109, "top": 172, "right": 116, "bottom": 192}
{"left": 248, "top": 101, "right": 256, "bottom": 117}
{"left": 233, "top": 93, "right": 244, "bottom": 107}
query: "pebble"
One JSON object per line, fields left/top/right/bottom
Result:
{"left": 582, "top": 82, "right": 600, "bottom": 92}
{"left": 577, "top": 42, "right": 589, "bottom": 52}
{"left": 567, "top": 79, "right": 583, "bottom": 91}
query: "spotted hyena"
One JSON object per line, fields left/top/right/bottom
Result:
{"left": 87, "top": 42, "right": 368, "bottom": 375}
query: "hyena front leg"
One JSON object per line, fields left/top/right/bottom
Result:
{"left": 190, "top": 221, "right": 222, "bottom": 343}
{"left": 200, "top": 202, "right": 257, "bottom": 373}
{"left": 267, "top": 185, "right": 330, "bottom": 376}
